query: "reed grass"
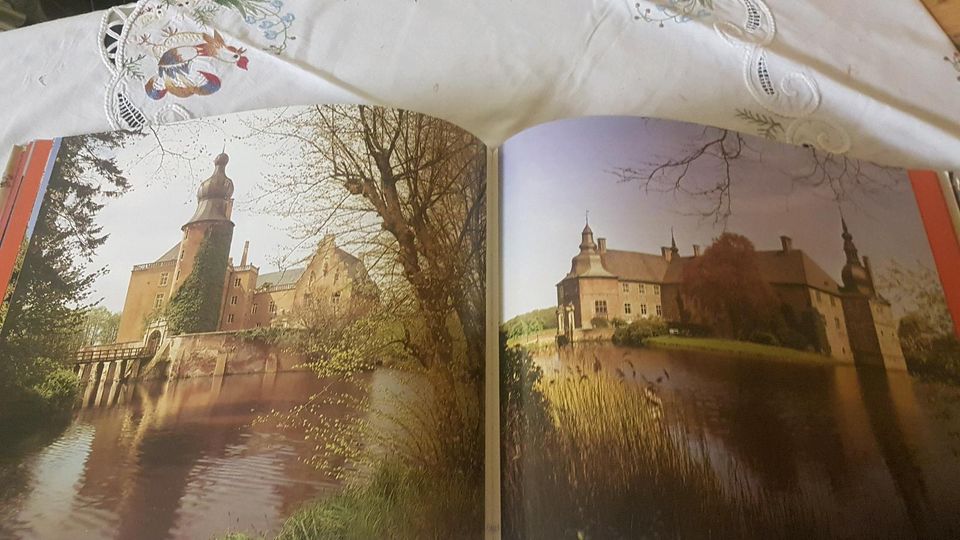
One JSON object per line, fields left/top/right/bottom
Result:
{"left": 503, "top": 352, "right": 825, "bottom": 539}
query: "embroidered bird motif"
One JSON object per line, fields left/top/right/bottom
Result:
{"left": 145, "top": 30, "right": 248, "bottom": 100}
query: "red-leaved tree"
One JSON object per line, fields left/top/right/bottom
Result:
{"left": 681, "top": 233, "right": 778, "bottom": 339}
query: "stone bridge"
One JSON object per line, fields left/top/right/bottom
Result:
{"left": 73, "top": 344, "right": 156, "bottom": 389}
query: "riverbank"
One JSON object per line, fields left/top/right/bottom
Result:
{"left": 512, "top": 329, "right": 842, "bottom": 365}
{"left": 646, "top": 335, "right": 837, "bottom": 364}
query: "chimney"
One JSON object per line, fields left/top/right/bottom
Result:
{"left": 693, "top": 244, "right": 701, "bottom": 257}
{"left": 597, "top": 238, "right": 607, "bottom": 254}
{"left": 228, "top": 256, "right": 234, "bottom": 268}
{"left": 661, "top": 247, "right": 673, "bottom": 262}
{"left": 240, "top": 240, "right": 250, "bottom": 266}
{"left": 780, "top": 235, "right": 793, "bottom": 253}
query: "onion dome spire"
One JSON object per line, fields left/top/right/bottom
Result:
{"left": 184, "top": 152, "right": 235, "bottom": 229}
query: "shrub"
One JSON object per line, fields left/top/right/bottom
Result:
{"left": 612, "top": 319, "right": 668, "bottom": 347}
{"left": 905, "top": 334, "right": 960, "bottom": 384}
{"left": 590, "top": 317, "right": 610, "bottom": 329}
{"left": 235, "top": 326, "right": 294, "bottom": 346}
{"left": 776, "top": 327, "right": 810, "bottom": 351}
{"left": 747, "top": 330, "right": 780, "bottom": 345}
{"left": 556, "top": 334, "right": 570, "bottom": 347}
{"left": 747, "top": 331, "right": 779, "bottom": 347}
{"left": 611, "top": 317, "right": 627, "bottom": 328}
{"left": 667, "top": 322, "right": 712, "bottom": 338}
{"left": 34, "top": 368, "right": 80, "bottom": 415}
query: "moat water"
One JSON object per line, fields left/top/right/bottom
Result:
{"left": 534, "top": 344, "right": 960, "bottom": 537}
{"left": 0, "top": 371, "right": 371, "bottom": 540}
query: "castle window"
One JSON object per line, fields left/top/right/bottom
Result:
{"left": 594, "top": 300, "right": 607, "bottom": 316}
{"left": 624, "top": 303, "right": 632, "bottom": 315}
{"left": 269, "top": 301, "right": 277, "bottom": 314}
{"left": 656, "top": 304, "right": 662, "bottom": 317}
{"left": 835, "top": 317, "right": 841, "bottom": 330}
{"left": 256, "top": 323, "right": 261, "bottom": 328}
{"left": 230, "top": 295, "right": 238, "bottom": 305}
{"left": 816, "top": 290, "right": 822, "bottom": 303}
{"left": 175, "top": 270, "right": 181, "bottom": 281}
{"left": 622, "top": 283, "right": 629, "bottom": 293}
{"left": 159, "top": 273, "right": 169, "bottom": 286}
{"left": 653, "top": 285, "right": 661, "bottom": 295}
{"left": 227, "top": 314, "right": 234, "bottom": 323}
{"left": 332, "top": 292, "right": 341, "bottom": 304}
{"left": 334, "top": 271, "right": 340, "bottom": 283}
{"left": 641, "top": 304, "right": 648, "bottom": 316}
{"left": 639, "top": 283, "right": 645, "bottom": 294}
{"left": 234, "top": 277, "right": 242, "bottom": 287}
{"left": 252, "top": 304, "right": 259, "bottom": 314}
{"left": 179, "top": 250, "right": 184, "bottom": 260}
{"left": 154, "top": 293, "right": 164, "bottom": 308}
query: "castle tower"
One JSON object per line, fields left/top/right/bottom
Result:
{"left": 556, "top": 216, "right": 617, "bottom": 332}
{"left": 840, "top": 217, "right": 874, "bottom": 296}
{"left": 166, "top": 152, "right": 236, "bottom": 334}
{"left": 837, "top": 217, "right": 906, "bottom": 370}
{"left": 569, "top": 218, "right": 613, "bottom": 278}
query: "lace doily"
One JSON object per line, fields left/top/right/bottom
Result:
{"left": 633, "top": 0, "right": 851, "bottom": 153}
{"left": 99, "top": 0, "right": 297, "bottom": 132}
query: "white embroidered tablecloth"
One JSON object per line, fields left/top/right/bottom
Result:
{"left": 0, "top": 0, "right": 959, "bottom": 173}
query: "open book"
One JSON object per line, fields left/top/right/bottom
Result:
{"left": 0, "top": 103, "right": 958, "bottom": 539}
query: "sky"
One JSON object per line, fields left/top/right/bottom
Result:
{"left": 500, "top": 116, "right": 939, "bottom": 321}
{"left": 73, "top": 110, "right": 307, "bottom": 312}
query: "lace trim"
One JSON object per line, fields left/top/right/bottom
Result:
{"left": 100, "top": 0, "right": 297, "bottom": 132}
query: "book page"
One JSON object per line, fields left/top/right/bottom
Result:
{"left": 0, "top": 105, "right": 487, "bottom": 539}
{"left": 499, "top": 115, "right": 960, "bottom": 538}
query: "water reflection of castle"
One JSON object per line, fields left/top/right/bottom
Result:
{"left": 556, "top": 219, "right": 905, "bottom": 370}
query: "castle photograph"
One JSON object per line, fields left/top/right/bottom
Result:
{"left": 556, "top": 217, "right": 905, "bottom": 369}
{"left": 499, "top": 115, "right": 960, "bottom": 538}
{"left": 0, "top": 104, "right": 487, "bottom": 539}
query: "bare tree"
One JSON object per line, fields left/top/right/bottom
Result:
{"left": 612, "top": 125, "right": 901, "bottom": 224}
{"left": 247, "top": 105, "right": 486, "bottom": 379}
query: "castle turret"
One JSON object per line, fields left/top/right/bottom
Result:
{"left": 166, "top": 153, "right": 237, "bottom": 334}
{"left": 837, "top": 216, "right": 905, "bottom": 369}
{"left": 566, "top": 218, "right": 613, "bottom": 278}
{"left": 840, "top": 217, "right": 873, "bottom": 296}
{"left": 580, "top": 221, "right": 597, "bottom": 252}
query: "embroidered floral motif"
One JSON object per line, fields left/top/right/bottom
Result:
{"left": 735, "top": 108, "right": 784, "bottom": 139}
{"left": 633, "top": 0, "right": 713, "bottom": 27}
{"left": 945, "top": 51, "right": 960, "bottom": 81}
{"left": 212, "top": 0, "right": 296, "bottom": 53}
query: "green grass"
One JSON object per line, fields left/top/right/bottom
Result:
{"left": 506, "top": 328, "right": 556, "bottom": 348}
{"left": 646, "top": 335, "right": 834, "bottom": 364}
{"left": 217, "top": 460, "right": 481, "bottom": 540}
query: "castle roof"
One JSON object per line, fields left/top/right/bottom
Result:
{"left": 154, "top": 242, "right": 181, "bottom": 263}
{"left": 255, "top": 247, "right": 368, "bottom": 290}
{"left": 184, "top": 153, "right": 235, "bottom": 228}
{"left": 599, "top": 249, "right": 671, "bottom": 283}
{"left": 256, "top": 267, "right": 306, "bottom": 289}
{"left": 660, "top": 249, "right": 841, "bottom": 294}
